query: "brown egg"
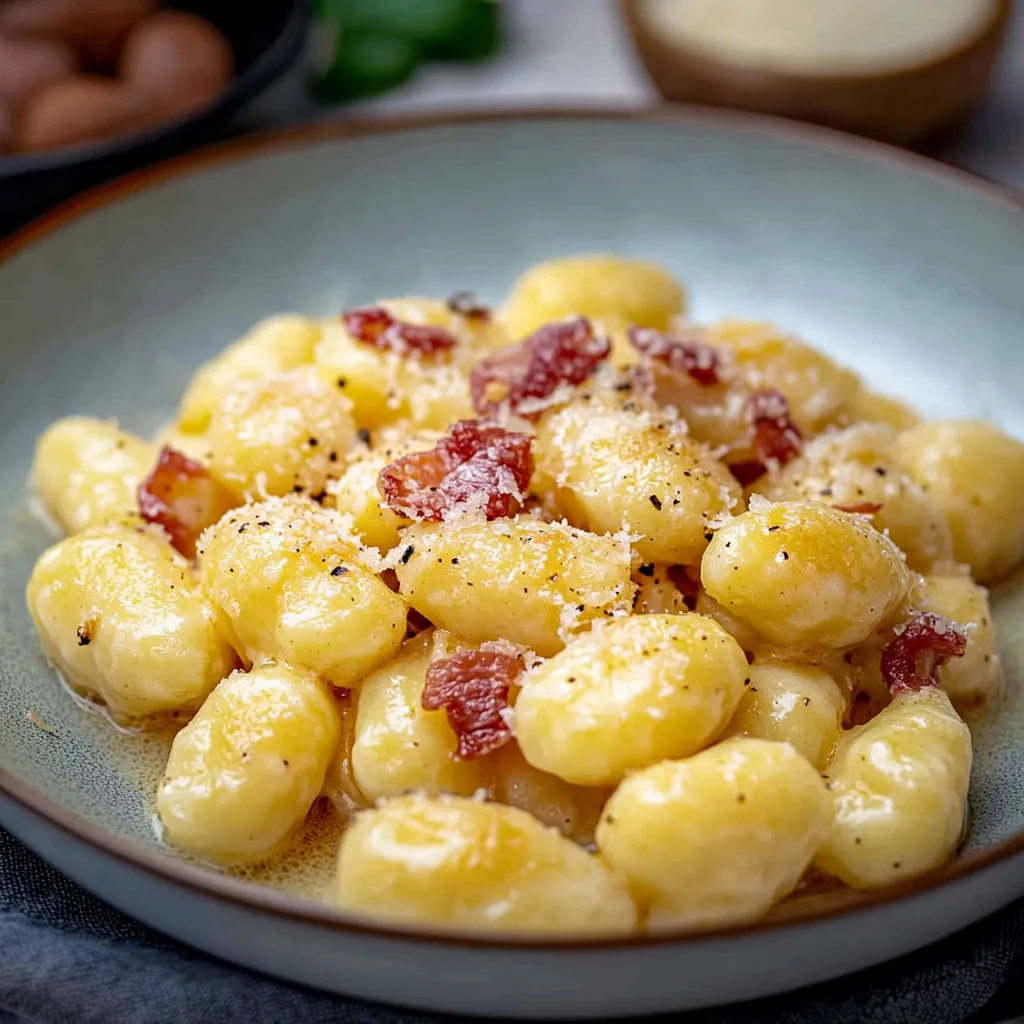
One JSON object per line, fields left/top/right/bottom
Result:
{"left": 0, "top": 0, "right": 155, "bottom": 69}
{"left": 17, "top": 75, "right": 151, "bottom": 153}
{"left": 120, "top": 11, "right": 233, "bottom": 120}
{"left": 0, "top": 32, "right": 78, "bottom": 112}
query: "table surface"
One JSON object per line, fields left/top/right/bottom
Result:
{"left": 248, "top": 0, "right": 1024, "bottom": 190}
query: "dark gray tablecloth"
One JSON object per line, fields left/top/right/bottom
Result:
{"left": 1, "top": 825, "right": 1022, "bottom": 1024}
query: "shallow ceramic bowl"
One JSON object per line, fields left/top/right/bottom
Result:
{"left": 1, "top": 110, "right": 1024, "bottom": 1019}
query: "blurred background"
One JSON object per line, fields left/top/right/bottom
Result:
{"left": 1, "top": 0, "right": 1022, "bottom": 232}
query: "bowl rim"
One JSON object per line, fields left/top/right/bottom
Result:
{"left": 0, "top": 0, "right": 311, "bottom": 179}
{"left": 2, "top": 104, "right": 1024, "bottom": 950}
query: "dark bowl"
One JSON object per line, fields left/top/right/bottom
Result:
{"left": 0, "top": 0, "right": 311, "bottom": 233}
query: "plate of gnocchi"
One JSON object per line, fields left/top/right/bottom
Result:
{"left": 1, "top": 109, "right": 1024, "bottom": 1018}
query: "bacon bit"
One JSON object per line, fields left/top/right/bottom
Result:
{"left": 667, "top": 565, "right": 700, "bottom": 611}
{"left": 378, "top": 420, "right": 533, "bottom": 522}
{"left": 880, "top": 613, "right": 967, "bottom": 694}
{"left": 138, "top": 447, "right": 237, "bottom": 559}
{"left": 469, "top": 316, "right": 610, "bottom": 419}
{"left": 447, "top": 291, "right": 491, "bottom": 321}
{"left": 421, "top": 643, "right": 523, "bottom": 759}
{"left": 627, "top": 327, "right": 721, "bottom": 386}
{"left": 342, "top": 306, "right": 457, "bottom": 355}
{"left": 730, "top": 390, "right": 803, "bottom": 486}
{"left": 833, "top": 501, "right": 884, "bottom": 515}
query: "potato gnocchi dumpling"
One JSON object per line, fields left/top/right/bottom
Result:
{"left": 350, "top": 631, "right": 491, "bottom": 802}
{"left": 205, "top": 366, "right": 357, "bottom": 498}
{"left": 701, "top": 499, "right": 911, "bottom": 651}
{"left": 395, "top": 517, "right": 634, "bottom": 657}
{"left": 515, "top": 614, "right": 748, "bottom": 785}
{"left": 25, "top": 257, "right": 1022, "bottom": 938}
{"left": 157, "top": 663, "right": 341, "bottom": 863}
{"left": 199, "top": 497, "right": 405, "bottom": 687}
{"left": 816, "top": 686, "right": 971, "bottom": 889}
{"left": 501, "top": 255, "right": 685, "bottom": 341}
{"left": 700, "top": 319, "right": 862, "bottom": 436}
{"left": 724, "top": 662, "right": 845, "bottom": 769}
{"left": 897, "top": 420, "right": 1024, "bottom": 583}
{"left": 315, "top": 316, "right": 475, "bottom": 431}
{"left": 848, "top": 389, "right": 920, "bottom": 432}
{"left": 27, "top": 525, "right": 237, "bottom": 723}
{"left": 756, "top": 423, "right": 954, "bottom": 573}
{"left": 379, "top": 295, "right": 511, "bottom": 367}
{"left": 32, "top": 416, "right": 157, "bottom": 534}
{"left": 336, "top": 794, "right": 637, "bottom": 934}
{"left": 534, "top": 402, "right": 742, "bottom": 565}
{"left": 597, "top": 738, "right": 831, "bottom": 929}
{"left": 177, "top": 315, "right": 323, "bottom": 435}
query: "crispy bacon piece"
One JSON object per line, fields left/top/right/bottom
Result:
{"left": 627, "top": 327, "right": 721, "bottom": 386}
{"left": 880, "top": 613, "right": 967, "bottom": 694}
{"left": 447, "top": 291, "right": 491, "bottom": 321}
{"left": 730, "top": 389, "right": 803, "bottom": 486}
{"left": 833, "top": 501, "right": 884, "bottom": 515}
{"left": 421, "top": 642, "right": 523, "bottom": 759}
{"left": 469, "top": 316, "right": 610, "bottom": 419}
{"left": 342, "top": 306, "right": 457, "bottom": 355}
{"left": 378, "top": 419, "right": 533, "bottom": 521}
{"left": 138, "top": 447, "right": 237, "bottom": 559}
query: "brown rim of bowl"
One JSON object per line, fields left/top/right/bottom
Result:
{"left": 620, "top": 0, "right": 1012, "bottom": 85}
{"left": 1, "top": 105, "right": 1024, "bottom": 951}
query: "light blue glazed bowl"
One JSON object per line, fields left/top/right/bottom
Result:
{"left": 1, "top": 110, "right": 1023, "bottom": 1018}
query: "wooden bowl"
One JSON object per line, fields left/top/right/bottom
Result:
{"left": 620, "top": 0, "right": 1012, "bottom": 148}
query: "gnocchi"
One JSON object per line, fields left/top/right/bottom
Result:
{"left": 314, "top": 313, "right": 475, "bottom": 431}
{"left": 32, "top": 416, "right": 157, "bottom": 533}
{"left": 897, "top": 420, "right": 1024, "bottom": 583}
{"left": 205, "top": 366, "right": 357, "bottom": 498}
{"left": 336, "top": 794, "right": 637, "bottom": 934}
{"left": 701, "top": 499, "right": 911, "bottom": 651}
{"left": 350, "top": 631, "right": 490, "bottom": 801}
{"left": 597, "top": 738, "right": 831, "bottom": 929}
{"left": 501, "top": 255, "right": 685, "bottom": 341}
{"left": 724, "top": 661, "right": 845, "bottom": 769}
{"left": 756, "top": 423, "right": 954, "bottom": 573}
{"left": 199, "top": 497, "right": 406, "bottom": 687}
{"left": 157, "top": 663, "right": 341, "bottom": 863}
{"left": 27, "top": 525, "right": 237, "bottom": 723}
{"left": 177, "top": 315, "right": 322, "bottom": 435}
{"left": 533, "top": 402, "right": 742, "bottom": 565}
{"left": 816, "top": 685, "right": 971, "bottom": 889}
{"left": 395, "top": 516, "right": 634, "bottom": 657}
{"left": 24, "top": 256, "right": 1021, "bottom": 937}
{"left": 515, "top": 613, "right": 748, "bottom": 785}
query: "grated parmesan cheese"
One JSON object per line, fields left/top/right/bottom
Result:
{"left": 639, "top": 0, "right": 998, "bottom": 75}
